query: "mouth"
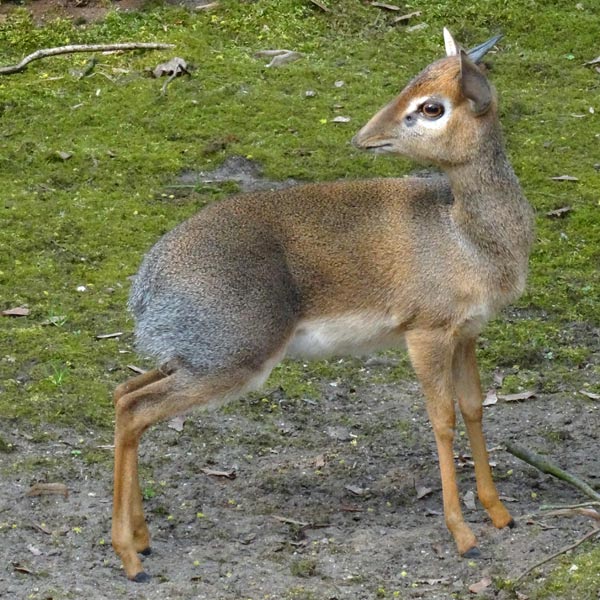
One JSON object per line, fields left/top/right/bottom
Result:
{"left": 351, "top": 135, "right": 394, "bottom": 153}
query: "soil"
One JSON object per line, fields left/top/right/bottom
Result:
{"left": 1, "top": 372, "right": 599, "bottom": 600}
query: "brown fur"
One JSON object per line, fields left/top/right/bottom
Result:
{"left": 112, "top": 34, "right": 534, "bottom": 581}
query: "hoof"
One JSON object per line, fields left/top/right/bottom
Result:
{"left": 507, "top": 518, "right": 516, "bottom": 529}
{"left": 462, "top": 546, "right": 481, "bottom": 559}
{"left": 132, "top": 571, "right": 151, "bottom": 583}
{"left": 140, "top": 547, "right": 152, "bottom": 556}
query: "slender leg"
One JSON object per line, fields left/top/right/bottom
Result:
{"left": 112, "top": 363, "right": 278, "bottom": 581}
{"left": 453, "top": 339, "right": 514, "bottom": 529}
{"left": 406, "top": 329, "right": 479, "bottom": 556}
{"left": 114, "top": 369, "right": 168, "bottom": 406}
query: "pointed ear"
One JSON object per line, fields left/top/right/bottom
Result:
{"left": 459, "top": 50, "right": 492, "bottom": 115}
{"left": 443, "top": 27, "right": 460, "bottom": 56}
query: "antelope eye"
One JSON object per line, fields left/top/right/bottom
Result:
{"left": 420, "top": 102, "right": 444, "bottom": 119}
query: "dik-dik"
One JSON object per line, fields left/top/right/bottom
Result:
{"left": 112, "top": 29, "right": 534, "bottom": 581}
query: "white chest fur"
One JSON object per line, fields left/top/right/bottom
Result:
{"left": 286, "top": 312, "right": 405, "bottom": 359}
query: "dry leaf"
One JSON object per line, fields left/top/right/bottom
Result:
{"left": 314, "top": 454, "right": 326, "bottom": 469}
{"left": 579, "top": 389, "right": 600, "bottom": 400}
{"left": 371, "top": 2, "right": 401, "bottom": 10}
{"left": 56, "top": 151, "right": 72, "bottom": 161}
{"left": 168, "top": 415, "right": 186, "bottom": 432}
{"left": 95, "top": 332, "right": 123, "bottom": 340}
{"left": 2, "top": 306, "right": 30, "bottom": 317}
{"left": 201, "top": 467, "right": 236, "bottom": 479}
{"left": 499, "top": 494, "right": 519, "bottom": 502}
{"left": 546, "top": 206, "right": 572, "bottom": 217}
{"left": 345, "top": 484, "right": 367, "bottom": 496}
{"left": 332, "top": 116, "right": 351, "bottom": 123}
{"left": 498, "top": 390, "right": 536, "bottom": 402}
{"left": 13, "top": 563, "right": 34, "bottom": 575}
{"left": 308, "top": 0, "right": 331, "bottom": 11}
{"left": 584, "top": 55, "right": 600, "bottom": 66}
{"left": 393, "top": 10, "right": 422, "bottom": 23}
{"left": 483, "top": 388, "right": 498, "bottom": 406}
{"left": 194, "top": 1, "right": 219, "bottom": 10}
{"left": 493, "top": 371, "right": 505, "bottom": 386}
{"left": 431, "top": 542, "right": 445, "bottom": 558}
{"left": 551, "top": 175, "right": 579, "bottom": 181}
{"left": 406, "top": 23, "right": 428, "bottom": 33}
{"left": 27, "top": 545, "right": 42, "bottom": 556}
{"left": 516, "top": 592, "right": 529, "bottom": 600}
{"left": 153, "top": 57, "right": 190, "bottom": 78}
{"left": 463, "top": 490, "right": 476, "bottom": 510}
{"left": 127, "top": 364, "right": 146, "bottom": 374}
{"left": 415, "top": 484, "right": 433, "bottom": 499}
{"left": 265, "top": 51, "right": 303, "bottom": 68}
{"left": 26, "top": 483, "right": 69, "bottom": 498}
{"left": 468, "top": 576, "right": 492, "bottom": 594}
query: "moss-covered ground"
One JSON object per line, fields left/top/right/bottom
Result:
{"left": 0, "top": 1, "right": 598, "bottom": 597}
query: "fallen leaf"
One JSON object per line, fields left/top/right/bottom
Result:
{"left": 499, "top": 494, "right": 519, "bottom": 502}
{"left": 308, "top": 0, "right": 331, "bottom": 11}
{"left": 551, "top": 175, "right": 579, "bottom": 181}
{"left": 152, "top": 57, "right": 190, "bottom": 78}
{"left": 194, "top": 1, "right": 219, "bottom": 10}
{"left": 468, "top": 576, "right": 492, "bottom": 594}
{"left": 516, "top": 592, "right": 529, "bottom": 600}
{"left": 345, "top": 484, "right": 368, "bottom": 496}
{"left": 370, "top": 2, "right": 401, "bottom": 10}
{"left": 26, "top": 483, "right": 69, "bottom": 498}
{"left": 56, "top": 151, "right": 72, "bottom": 161}
{"left": 406, "top": 22, "right": 428, "bottom": 33}
{"left": 201, "top": 467, "right": 236, "bottom": 479}
{"left": 314, "top": 454, "right": 326, "bottom": 469}
{"left": 431, "top": 542, "right": 445, "bottom": 558}
{"left": 579, "top": 389, "right": 600, "bottom": 400}
{"left": 13, "top": 563, "right": 34, "bottom": 575}
{"left": 2, "top": 306, "right": 30, "bottom": 317}
{"left": 393, "top": 10, "right": 422, "bottom": 23}
{"left": 584, "top": 55, "right": 600, "bottom": 66}
{"left": 415, "top": 484, "right": 433, "bottom": 499}
{"left": 483, "top": 388, "right": 498, "bottom": 406}
{"left": 95, "top": 332, "right": 123, "bottom": 340}
{"left": 272, "top": 515, "right": 309, "bottom": 527}
{"left": 332, "top": 116, "right": 351, "bottom": 123}
{"left": 493, "top": 371, "right": 505, "bottom": 386}
{"left": 168, "top": 415, "right": 186, "bottom": 432}
{"left": 127, "top": 364, "right": 146, "bottom": 374}
{"left": 27, "top": 545, "right": 42, "bottom": 556}
{"left": 497, "top": 390, "right": 536, "bottom": 402}
{"left": 546, "top": 206, "right": 572, "bottom": 217}
{"left": 463, "top": 490, "right": 476, "bottom": 510}
{"left": 334, "top": 80, "right": 345, "bottom": 87}
{"left": 264, "top": 51, "right": 303, "bottom": 68}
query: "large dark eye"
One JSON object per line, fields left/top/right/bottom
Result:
{"left": 420, "top": 102, "right": 444, "bottom": 119}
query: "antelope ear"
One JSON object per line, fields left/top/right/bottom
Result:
{"left": 459, "top": 50, "right": 492, "bottom": 115}
{"left": 443, "top": 27, "right": 460, "bottom": 57}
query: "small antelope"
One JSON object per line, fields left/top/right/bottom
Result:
{"left": 112, "top": 29, "right": 534, "bottom": 581}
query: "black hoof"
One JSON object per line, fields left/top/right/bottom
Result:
{"left": 462, "top": 546, "right": 482, "bottom": 559}
{"left": 507, "top": 518, "right": 516, "bottom": 529}
{"left": 132, "top": 571, "right": 151, "bottom": 583}
{"left": 140, "top": 547, "right": 152, "bottom": 556}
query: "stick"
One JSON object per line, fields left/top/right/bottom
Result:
{"left": 515, "top": 526, "right": 600, "bottom": 582}
{"left": 0, "top": 43, "right": 175, "bottom": 75}
{"left": 505, "top": 442, "right": 600, "bottom": 502}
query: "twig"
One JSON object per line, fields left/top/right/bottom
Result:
{"left": 515, "top": 526, "right": 600, "bottom": 582}
{"left": 541, "top": 501, "right": 600, "bottom": 510}
{"left": 0, "top": 43, "right": 175, "bottom": 76}
{"left": 505, "top": 442, "right": 600, "bottom": 502}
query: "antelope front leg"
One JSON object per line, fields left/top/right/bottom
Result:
{"left": 453, "top": 339, "right": 514, "bottom": 529}
{"left": 407, "top": 330, "right": 479, "bottom": 556}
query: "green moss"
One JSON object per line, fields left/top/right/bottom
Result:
{"left": 529, "top": 544, "right": 600, "bottom": 600}
{"left": 0, "top": 5, "right": 598, "bottom": 595}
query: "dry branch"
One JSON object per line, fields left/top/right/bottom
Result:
{"left": 515, "top": 526, "right": 600, "bottom": 582}
{"left": 505, "top": 442, "right": 600, "bottom": 502}
{"left": 0, "top": 43, "right": 175, "bottom": 75}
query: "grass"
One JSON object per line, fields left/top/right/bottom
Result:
{"left": 0, "top": 0, "right": 598, "bottom": 595}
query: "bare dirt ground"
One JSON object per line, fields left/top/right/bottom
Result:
{"left": 1, "top": 366, "right": 599, "bottom": 600}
